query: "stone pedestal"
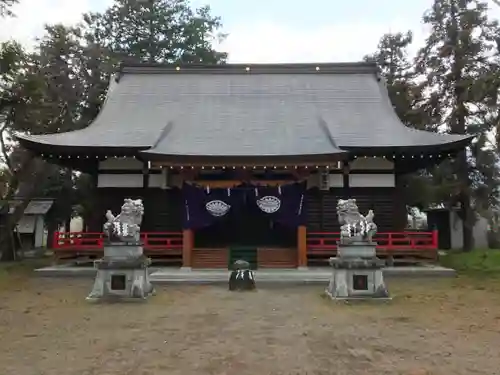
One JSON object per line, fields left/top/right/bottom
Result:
{"left": 87, "top": 243, "right": 154, "bottom": 301}
{"left": 337, "top": 242, "right": 376, "bottom": 258}
{"left": 103, "top": 243, "right": 143, "bottom": 259}
{"left": 325, "top": 243, "right": 390, "bottom": 301}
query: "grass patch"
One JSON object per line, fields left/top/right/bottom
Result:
{"left": 0, "top": 258, "right": 51, "bottom": 285}
{"left": 439, "top": 249, "right": 500, "bottom": 276}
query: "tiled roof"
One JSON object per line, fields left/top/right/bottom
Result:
{"left": 16, "top": 62, "right": 471, "bottom": 156}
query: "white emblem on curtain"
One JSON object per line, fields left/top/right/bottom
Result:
{"left": 256, "top": 196, "right": 281, "bottom": 214}
{"left": 205, "top": 200, "right": 231, "bottom": 217}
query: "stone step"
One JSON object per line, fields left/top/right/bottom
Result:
{"left": 34, "top": 266, "right": 456, "bottom": 282}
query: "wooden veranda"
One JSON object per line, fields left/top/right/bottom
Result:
{"left": 52, "top": 230, "right": 439, "bottom": 267}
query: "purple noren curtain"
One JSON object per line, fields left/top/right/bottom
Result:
{"left": 249, "top": 181, "right": 306, "bottom": 227}
{"left": 182, "top": 181, "right": 306, "bottom": 230}
{"left": 182, "top": 183, "right": 243, "bottom": 230}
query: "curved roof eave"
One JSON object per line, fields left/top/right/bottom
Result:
{"left": 139, "top": 149, "right": 349, "bottom": 164}
{"left": 361, "top": 77, "right": 475, "bottom": 152}
{"left": 340, "top": 134, "right": 474, "bottom": 155}
{"left": 15, "top": 133, "right": 150, "bottom": 155}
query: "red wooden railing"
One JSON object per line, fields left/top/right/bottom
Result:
{"left": 53, "top": 231, "right": 183, "bottom": 251}
{"left": 307, "top": 230, "right": 438, "bottom": 254}
{"left": 54, "top": 231, "right": 437, "bottom": 252}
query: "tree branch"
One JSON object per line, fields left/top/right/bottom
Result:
{"left": 0, "top": 122, "right": 13, "bottom": 174}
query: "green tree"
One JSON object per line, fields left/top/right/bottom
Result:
{"left": 83, "top": 0, "right": 226, "bottom": 63}
{"left": 0, "top": 0, "right": 17, "bottom": 17}
{"left": 0, "top": 0, "right": 39, "bottom": 258}
{"left": 416, "top": 0, "right": 500, "bottom": 251}
{"left": 0, "top": 24, "right": 110, "bottom": 260}
{"left": 0, "top": 0, "right": 228, "bottom": 259}
{"left": 365, "top": 32, "right": 441, "bottom": 210}
{"left": 365, "top": 32, "right": 421, "bottom": 127}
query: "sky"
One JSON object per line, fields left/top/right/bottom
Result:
{"left": 1, "top": 0, "right": 500, "bottom": 63}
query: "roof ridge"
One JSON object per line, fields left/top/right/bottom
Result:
{"left": 119, "top": 62, "right": 378, "bottom": 75}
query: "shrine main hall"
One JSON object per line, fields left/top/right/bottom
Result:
{"left": 17, "top": 62, "right": 471, "bottom": 268}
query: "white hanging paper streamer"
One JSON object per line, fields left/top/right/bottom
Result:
{"left": 227, "top": 187, "right": 231, "bottom": 196}
{"left": 297, "top": 194, "right": 304, "bottom": 215}
{"left": 278, "top": 185, "right": 282, "bottom": 195}
{"left": 206, "top": 186, "right": 210, "bottom": 194}
{"left": 185, "top": 200, "right": 190, "bottom": 221}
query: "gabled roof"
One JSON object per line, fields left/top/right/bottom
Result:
{"left": 16, "top": 62, "right": 471, "bottom": 159}
{"left": 2, "top": 199, "right": 54, "bottom": 215}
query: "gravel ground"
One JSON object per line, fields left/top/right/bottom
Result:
{"left": 0, "top": 276, "right": 499, "bottom": 375}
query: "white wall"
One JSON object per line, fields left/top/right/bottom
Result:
{"left": 34, "top": 215, "right": 45, "bottom": 248}
{"left": 16, "top": 215, "right": 35, "bottom": 233}
{"left": 307, "top": 171, "right": 395, "bottom": 189}
{"left": 450, "top": 212, "right": 489, "bottom": 249}
{"left": 97, "top": 174, "right": 144, "bottom": 188}
{"left": 70, "top": 216, "right": 84, "bottom": 232}
{"left": 149, "top": 168, "right": 174, "bottom": 189}
{"left": 98, "top": 157, "right": 145, "bottom": 188}
{"left": 327, "top": 174, "right": 343, "bottom": 187}
{"left": 348, "top": 157, "right": 395, "bottom": 188}
{"left": 349, "top": 174, "right": 395, "bottom": 188}
{"left": 15, "top": 214, "right": 45, "bottom": 248}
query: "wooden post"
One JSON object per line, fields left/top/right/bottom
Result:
{"left": 182, "top": 229, "right": 194, "bottom": 269}
{"left": 297, "top": 225, "right": 307, "bottom": 269}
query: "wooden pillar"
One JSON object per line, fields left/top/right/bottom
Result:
{"left": 182, "top": 229, "right": 194, "bottom": 268}
{"left": 393, "top": 163, "right": 408, "bottom": 231}
{"left": 142, "top": 161, "right": 150, "bottom": 188}
{"left": 342, "top": 160, "right": 350, "bottom": 198}
{"left": 297, "top": 225, "right": 307, "bottom": 268}
{"left": 86, "top": 165, "right": 101, "bottom": 232}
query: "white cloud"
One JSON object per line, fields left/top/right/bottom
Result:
{"left": 218, "top": 2, "right": 500, "bottom": 63}
{"left": 1, "top": 0, "right": 426, "bottom": 62}
{"left": 2, "top": 0, "right": 500, "bottom": 63}
{"left": 218, "top": 18, "right": 427, "bottom": 63}
{"left": 0, "top": 0, "right": 97, "bottom": 47}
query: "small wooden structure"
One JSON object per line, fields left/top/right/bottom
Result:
{"left": 1, "top": 199, "right": 54, "bottom": 249}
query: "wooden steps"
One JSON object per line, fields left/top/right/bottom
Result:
{"left": 192, "top": 247, "right": 297, "bottom": 269}
{"left": 258, "top": 248, "right": 297, "bottom": 268}
{"left": 228, "top": 246, "right": 258, "bottom": 270}
{"left": 192, "top": 248, "right": 228, "bottom": 268}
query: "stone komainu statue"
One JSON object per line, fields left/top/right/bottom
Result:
{"left": 103, "top": 198, "right": 144, "bottom": 243}
{"left": 336, "top": 198, "right": 377, "bottom": 244}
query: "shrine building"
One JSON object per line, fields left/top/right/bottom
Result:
{"left": 16, "top": 62, "right": 472, "bottom": 268}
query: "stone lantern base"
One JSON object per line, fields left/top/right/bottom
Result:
{"left": 325, "top": 244, "right": 391, "bottom": 301}
{"left": 87, "top": 244, "right": 154, "bottom": 301}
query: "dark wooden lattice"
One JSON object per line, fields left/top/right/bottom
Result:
{"left": 305, "top": 187, "right": 401, "bottom": 232}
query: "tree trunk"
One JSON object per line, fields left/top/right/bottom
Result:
{"left": 458, "top": 150, "right": 474, "bottom": 252}
{"left": 461, "top": 193, "right": 474, "bottom": 251}
{"left": 448, "top": 1, "right": 474, "bottom": 252}
{"left": 46, "top": 218, "right": 59, "bottom": 250}
{"left": 0, "top": 157, "right": 50, "bottom": 261}
{"left": 0, "top": 198, "right": 32, "bottom": 261}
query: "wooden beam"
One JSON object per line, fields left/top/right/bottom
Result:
{"left": 297, "top": 225, "right": 307, "bottom": 268}
{"left": 182, "top": 229, "right": 194, "bottom": 268}
{"left": 190, "top": 180, "right": 296, "bottom": 188}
